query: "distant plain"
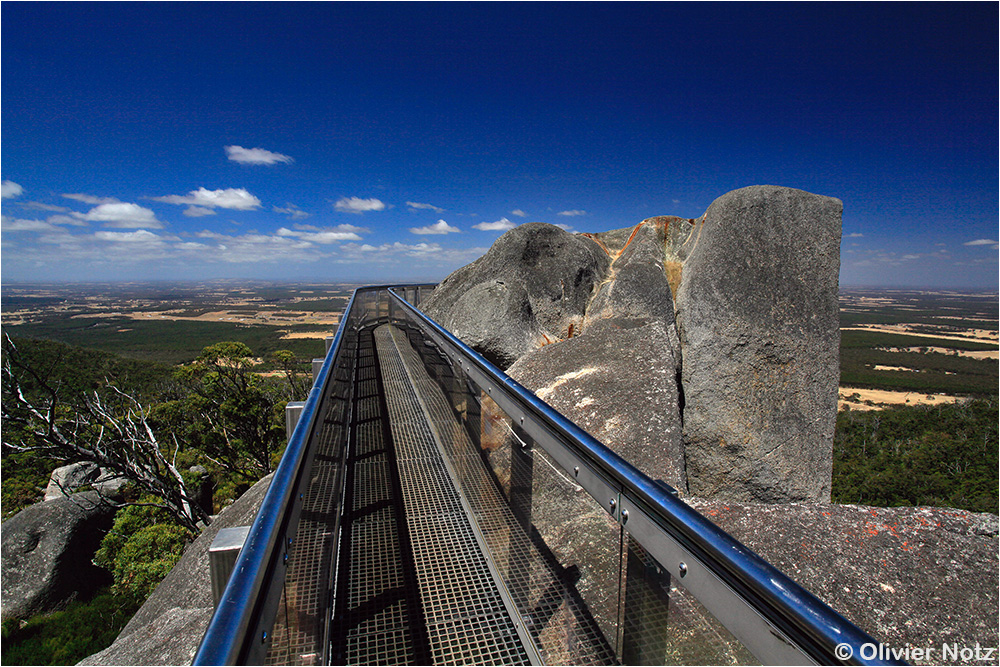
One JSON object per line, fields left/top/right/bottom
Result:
{"left": 2, "top": 282, "right": 997, "bottom": 404}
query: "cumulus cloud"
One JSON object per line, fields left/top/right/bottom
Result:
{"left": 225, "top": 145, "right": 294, "bottom": 165}
{"left": 334, "top": 196, "right": 386, "bottom": 214}
{"left": 407, "top": 201, "right": 445, "bottom": 213}
{"left": 964, "top": 239, "right": 998, "bottom": 248}
{"left": 153, "top": 187, "right": 262, "bottom": 210}
{"left": 63, "top": 193, "right": 120, "bottom": 205}
{"left": 184, "top": 206, "right": 216, "bottom": 217}
{"left": 94, "top": 230, "right": 162, "bottom": 243}
{"left": 273, "top": 204, "right": 310, "bottom": 220}
{"left": 276, "top": 225, "right": 364, "bottom": 243}
{"left": 511, "top": 209, "right": 527, "bottom": 217}
{"left": 1, "top": 215, "right": 61, "bottom": 233}
{"left": 410, "top": 220, "right": 460, "bottom": 235}
{"left": 557, "top": 209, "right": 587, "bottom": 217}
{"left": 2, "top": 181, "right": 23, "bottom": 199}
{"left": 78, "top": 202, "right": 164, "bottom": 228}
{"left": 554, "top": 223, "right": 573, "bottom": 232}
{"left": 473, "top": 217, "right": 516, "bottom": 232}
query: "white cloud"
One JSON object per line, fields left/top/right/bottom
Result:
{"left": 1, "top": 215, "right": 61, "bottom": 233}
{"left": 276, "top": 225, "right": 364, "bottom": 243}
{"left": 154, "top": 187, "right": 262, "bottom": 210}
{"left": 21, "top": 202, "right": 72, "bottom": 213}
{"left": 338, "top": 241, "right": 488, "bottom": 266}
{"left": 273, "top": 204, "right": 310, "bottom": 220}
{"left": 94, "top": 230, "right": 162, "bottom": 243}
{"left": 45, "top": 214, "right": 90, "bottom": 227}
{"left": 407, "top": 201, "right": 445, "bottom": 213}
{"left": 78, "top": 202, "right": 164, "bottom": 228}
{"left": 225, "top": 145, "right": 294, "bottom": 165}
{"left": 511, "top": 209, "right": 527, "bottom": 217}
{"left": 334, "top": 196, "right": 386, "bottom": 214}
{"left": 845, "top": 232, "right": 864, "bottom": 238}
{"left": 964, "top": 239, "right": 998, "bottom": 248}
{"left": 184, "top": 206, "right": 216, "bottom": 217}
{"left": 62, "top": 193, "right": 120, "bottom": 205}
{"left": 557, "top": 209, "right": 587, "bottom": 217}
{"left": 1, "top": 181, "right": 24, "bottom": 199}
{"left": 410, "top": 219, "right": 460, "bottom": 235}
{"left": 473, "top": 217, "right": 516, "bottom": 232}
{"left": 554, "top": 223, "right": 573, "bottom": 231}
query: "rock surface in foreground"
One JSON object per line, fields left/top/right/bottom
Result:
{"left": 688, "top": 499, "right": 999, "bottom": 663}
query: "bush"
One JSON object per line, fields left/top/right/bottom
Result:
{"left": 94, "top": 503, "right": 192, "bottom": 599}
{"left": 1, "top": 589, "right": 141, "bottom": 665}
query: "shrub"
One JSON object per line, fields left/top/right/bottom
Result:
{"left": 94, "top": 503, "right": 192, "bottom": 599}
{"left": 1, "top": 589, "right": 141, "bottom": 665}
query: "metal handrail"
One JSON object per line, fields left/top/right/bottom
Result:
{"left": 386, "top": 287, "right": 901, "bottom": 666}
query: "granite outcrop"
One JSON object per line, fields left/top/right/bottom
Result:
{"left": 1, "top": 491, "right": 116, "bottom": 620}
{"left": 425, "top": 185, "right": 842, "bottom": 503}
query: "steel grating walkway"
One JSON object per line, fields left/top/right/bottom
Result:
{"left": 323, "top": 324, "right": 530, "bottom": 665}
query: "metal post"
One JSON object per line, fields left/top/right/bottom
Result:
{"left": 285, "top": 401, "right": 306, "bottom": 440}
{"left": 312, "top": 358, "right": 324, "bottom": 385}
{"left": 209, "top": 526, "right": 252, "bottom": 607}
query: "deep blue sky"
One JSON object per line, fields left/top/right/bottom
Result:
{"left": 2, "top": 2, "right": 997, "bottom": 288}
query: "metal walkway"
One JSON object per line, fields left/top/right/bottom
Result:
{"left": 195, "top": 285, "right": 900, "bottom": 667}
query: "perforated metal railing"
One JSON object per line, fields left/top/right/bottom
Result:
{"left": 194, "top": 284, "right": 902, "bottom": 666}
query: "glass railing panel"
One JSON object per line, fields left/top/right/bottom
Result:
{"left": 619, "top": 535, "right": 757, "bottom": 666}
{"left": 392, "top": 313, "right": 621, "bottom": 665}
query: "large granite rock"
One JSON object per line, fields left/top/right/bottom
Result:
{"left": 675, "top": 185, "right": 842, "bottom": 503}
{"left": 44, "top": 461, "right": 128, "bottom": 501}
{"left": 688, "top": 499, "right": 999, "bottom": 662}
{"left": 428, "top": 185, "right": 842, "bottom": 501}
{"left": 584, "top": 217, "right": 681, "bottom": 344}
{"left": 507, "top": 322, "right": 686, "bottom": 490}
{"left": 78, "top": 474, "right": 273, "bottom": 666}
{"left": 2, "top": 491, "right": 116, "bottom": 619}
{"left": 422, "top": 222, "right": 610, "bottom": 368}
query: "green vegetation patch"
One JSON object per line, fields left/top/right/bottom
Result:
{"left": 833, "top": 398, "right": 999, "bottom": 514}
{"left": 5, "top": 317, "right": 323, "bottom": 365}
{"left": 271, "top": 299, "right": 347, "bottom": 312}
{"left": 1, "top": 589, "right": 142, "bottom": 666}
{"left": 840, "top": 335, "right": 998, "bottom": 395}
{"left": 841, "top": 329, "right": 997, "bottom": 352}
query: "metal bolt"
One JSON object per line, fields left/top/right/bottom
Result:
{"left": 621, "top": 509, "right": 629, "bottom": 523}
{"left": 609, "top": 498, "right": 617, "bottom": 512}
{"left": 678, "top": 562, "right": 688, "bottom": 578}
{"left": 573, "top": 466, "right": 579, "bottom": 477}
{"left": 262, "top": 631, "right": 268, "bottom": 643}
